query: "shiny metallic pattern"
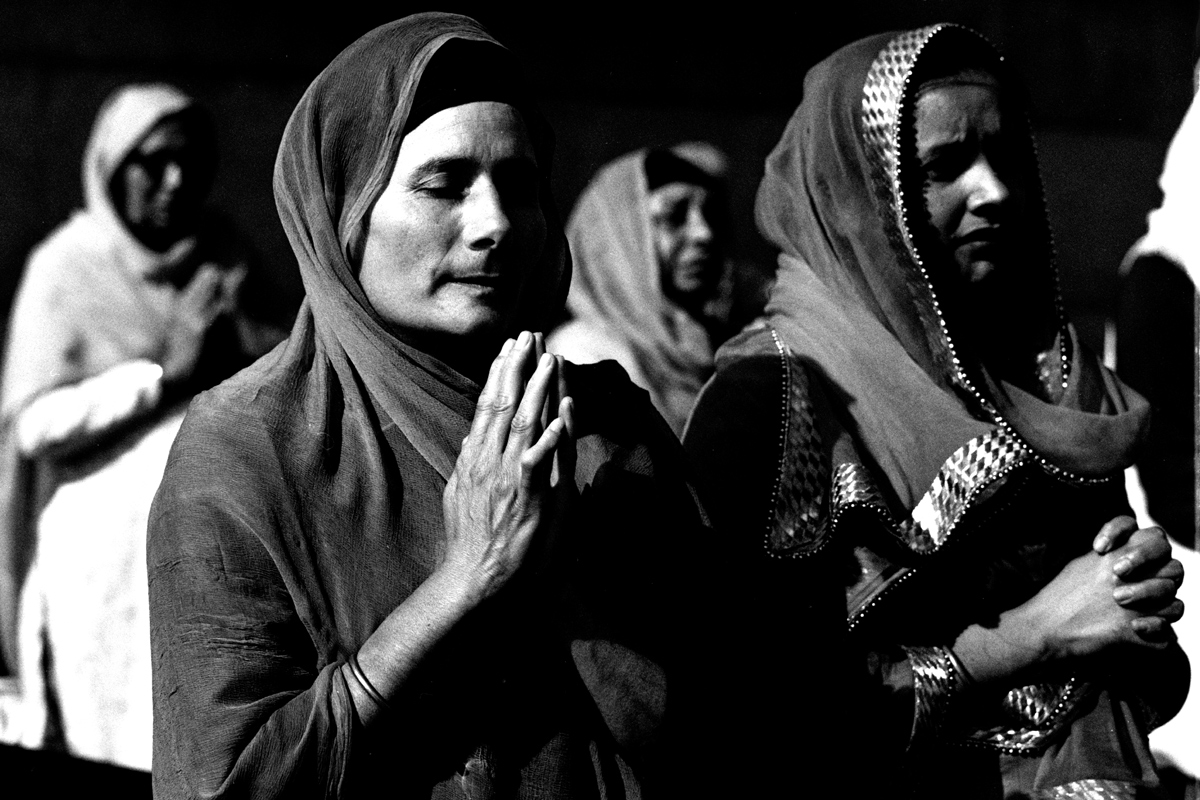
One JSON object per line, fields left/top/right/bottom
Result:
{"left": 965, "top": 677, "right": 1090, "bottom": 754}
{"left": 903, "top": 645, "right": 970, "bottom": 745}
{"left": 1040, "top": 779, "right": 1139, "bottom": 799}
{"left": 861, "top": 25, "right": 963, "bottom": 386}
{"left": 831, "top": 427, "right": 1026, "bottom": 553}
{"left": 764, "top": 329, "right": 829, "bottom": 558}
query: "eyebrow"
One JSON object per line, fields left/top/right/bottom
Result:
{"left": 409, "top": 152, "right": 539, "bottom": 179}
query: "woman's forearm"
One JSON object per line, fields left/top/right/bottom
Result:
{"left": 950, "top": 605, "right": 1049, "bottom": 686}
{"left": 341, "top": 565, "right": 479, "bottom": 727}
{"left": 15, "top": 360, "right": 164, "bottom": 459}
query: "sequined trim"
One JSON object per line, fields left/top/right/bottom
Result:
{"left": 903, "top": 645, "right": 971, "bottom": 746}
{"left": 1040, "top": 779, "right": 1139, "bottom": 800}
{"left": 833, "top": 426, "right": 1026, "bottom": 553}
{"left": 763, "top": 328, "right": 829, "bottom": 558}
{"left": 964, "top": 677, "right": 1089, "bottom": 754}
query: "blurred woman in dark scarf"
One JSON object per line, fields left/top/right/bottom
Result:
{"left": 548, "top": 144, "right": 738, "bottom": 436}
{"left": 685, "top": 24, "right": 1186, "bottom": 798}
{"left": 0, "top": 83, "right": 282, "bottom": 765}
{"left": 148, "top": 14, "right": 716, "bottom": 799}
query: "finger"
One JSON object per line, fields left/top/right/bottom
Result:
{"left": 1113, "top": 577, "right": 1180, "bottom": 609}
{"left": 1129, "top": 615, "right": 1174, "bottom": 647}
{"left": 506, "top": 352, "right": 557, "bottom": 457}
{"left": 1093, "top": 515, "right": 1137, "bottom": 555}
{"left": 533, "top": 331, "right": 546, "bottom": 362}
{"left": 1112, "top": 527, "right": 1172, "bottom": 579}
{"left": 519, "top": 416, "right": 565, "bottom": 490}
{"left": 487, "top": 331, "right": 538, "bottom": 448}
{"left": 466, "top": 337, "right": 516, "bottom": 445}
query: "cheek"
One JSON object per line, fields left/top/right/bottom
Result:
{"left": 122, "top": 167, "right": 154, "bottom": 212}
{"left": 923, "top": 183, "right": 962, "bottom": 240}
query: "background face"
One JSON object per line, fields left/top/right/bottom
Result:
{"left": 648, "top": 180, "right": 722, "bottom": 305}
{"left": 113, "top": 117, "right": 214, "bottom": 251}
{"left": 357, "top": 101, "right": 546, "bottom": 348}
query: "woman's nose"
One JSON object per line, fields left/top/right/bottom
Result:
{"left": 464, "top": 180, "right": 510, "bottom": 250}
{"left": 160, "top": 161, "right": 184, "bottom": 194}
{"left": 967, "top": 158, "right": 1010, "bottom": 211}
{"left": 684, "top": 207, "right": 714, "bottom": 245}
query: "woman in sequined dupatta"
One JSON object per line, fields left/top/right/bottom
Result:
{"left": 684, "top": 24, "right": 1187, "bottom": 799}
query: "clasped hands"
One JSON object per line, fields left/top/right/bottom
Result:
{"left": 1024, "top": 515, "right": 1185, "bottom": 663}
{"left": 441, "top": 331, "right": 577, "bottom": 607}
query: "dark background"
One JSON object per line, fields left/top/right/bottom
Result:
{"left": 0, "top": 1, "right": 1197, "bottom": 350}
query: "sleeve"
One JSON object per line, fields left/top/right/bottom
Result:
{"left": 14, "top": 360, "right": 163, "bottom": 458}
{"left": 147, "top": 440, "right": 357, "bottom": 800}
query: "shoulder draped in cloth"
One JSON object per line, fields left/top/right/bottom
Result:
{"left": 148, "top": 13, "right": 718, "bottom": 799}
{"left": 686, "top": 24, "right": 1185, "bottom": 799}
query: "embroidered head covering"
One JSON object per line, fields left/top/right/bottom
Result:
{"left": 550, "top": 143, "right": 731, "bottom": 435}
{"left": 756, "top": 24, "right": 1148, "bottom": 507}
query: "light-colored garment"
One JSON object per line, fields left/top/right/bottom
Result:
{"left": 0, "top": 83, "right": 283, "bottom": 769}
{"left": 0, "top": 408, "right": 185, "bottom": 770}
{"left": 548, "top": 145, "right": 731, "bottom": 436}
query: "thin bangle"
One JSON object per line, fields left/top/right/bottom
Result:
{"left": 346, "top": 652, "right": 392, "bottom": 712}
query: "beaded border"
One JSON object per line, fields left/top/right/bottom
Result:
{"left": 860, "top": 25, "right": 1100, "bottom": 487}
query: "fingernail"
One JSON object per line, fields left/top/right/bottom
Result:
{"left": 517, "top": 331, "right": 531, "bottom": 346}
{"left": 1114, "top": 559, "right": 1132, "bottom": 576}
{"left": 540, "top": 352, "right": 553, "bottom": 367}
{"left": 1131, "top": 617, "right": 1157, "bottom": 632}
{"left": 1113, "top": 586, "right": 1135, "bottom": 602}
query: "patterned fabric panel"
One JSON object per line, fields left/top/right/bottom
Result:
{"left": 764, "top": 330, "right": 829, "bottom": 558}
{"left": 832, "top": 426, "right": 1027, "bottom": 553}
{"left": 1039, "top": 779, "right": 1139, "bottom": 800}
{"left": 966, "top": 678, "right": 1091, "bottom": 754}
{"left": 861, "top": 24, "right": 939, "bottom": 256}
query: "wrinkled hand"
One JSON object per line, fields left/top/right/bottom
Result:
{"left": 160, "top": 263, "right": 246, "bottom": 384}
{"left": 441, "top": 331, "right": 576, "bottom": 607}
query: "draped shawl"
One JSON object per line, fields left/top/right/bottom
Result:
{"left": 149, "top": 13, "right": 711, "bottom": 799}
{"left": 0, "top": 84, "right": 265, "bottom": 672}
{"left": 548, "top": 145, "right": 731, "bottom": 436}
{"left": 727, "top": 23, "right": 1178, "bottom": 795}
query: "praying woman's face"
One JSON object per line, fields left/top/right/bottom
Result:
{"left": 114, "top": 117, "right": 213, "bottom": 252}
{"left": 914, "top": 82, "right": 1027, "bottom": 294}
{"left": 359, "top": 101, "right": 547, "bottom": 350}
{"left": 648, "top": 180, "right": 721, "bottom": 306}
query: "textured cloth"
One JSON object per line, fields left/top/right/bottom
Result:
{"left": 0, "top": 83, "right": 280, "bottom": 676}
{"left": 548, "top": 145, "right": 732, "bottom": 436}
{"left": 0, "top": 408, "right": 185, "bottom": 770}
{"left": 148, "top": 14, "right": 715, "bottom": 800}
{"left": 685, "top": 24, "right": 1182, "bottom": 799}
